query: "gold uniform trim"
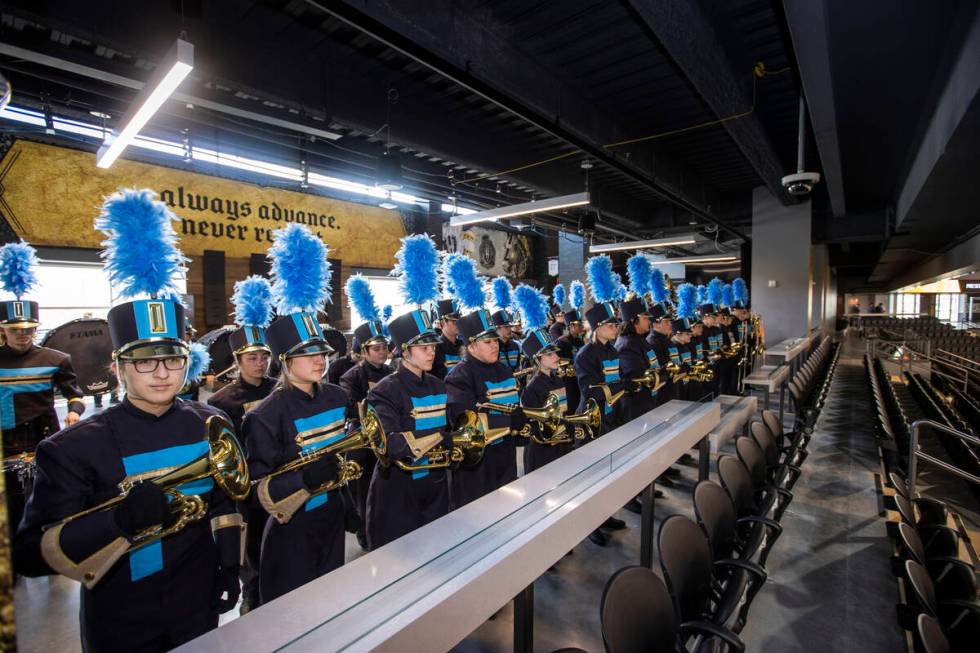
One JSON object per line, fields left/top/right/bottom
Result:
{"left": 211, "top": 513, "right": 247, "bottom": 566}
{"left": 294, "top": 418, "right": 346, "bottom": 447}
{"left": 400, "top": 430, "right": 444, "bottom": 460}
{"left": 256, "top": 476, "right": 310, "bottom": 525}
{"left": 40, "top": 524, "right": 131, "bottom": 589}
{"left": 242, "top": 399, "right": 263, "bottom": 414}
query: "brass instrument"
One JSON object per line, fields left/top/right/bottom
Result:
{"left": 43, "top": 416, "right": 250, "bottom": 546}
{"left": 631, "top": 367, "right": 666, "bottom": 394}
{"left": 513, "top": 366, "right": 536, "bottom": 379}
{"left": 665, "top": 361, "right": 688, "bottom": 383}
{"left": 565, "top": 398, "right": 602, "bottom": 441}
{"left": 589, "top": 382, "right": 626, "bottom": 408}
{"left": 720, "top": 341, "right": 743, "bottom": 359}
{"left": 388, "top": 410, "right": 490, "bottom": 471}
{"left": 690, "top": 360, "right": 715, "bottom": 382}
{"left": 476, "top": 393, "right": 564, "bottom": 436}
{"left": 259, "top": 403, "right": 388, "bottom": 494}
{"left": 751, "top": 314, "right": 766, "bottom": 357}
{"left": 556, "top": 359, "right": 576, "bottom": 378}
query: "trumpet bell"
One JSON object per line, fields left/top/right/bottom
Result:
{"left": 565, "top": 397, "right": 601, "bottom": 437}
{"left": 448, "top": 411, "right": 487, "bottom": 468}
{"left": 357, "top": 403, "right": 389, "bottom": 460}
{"left": 203, "top": 416, "right": 251, "bottom": 501}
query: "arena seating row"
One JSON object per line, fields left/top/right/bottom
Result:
{"left": 865, "top": 355, "right": 980, "bottom": 652}
{"left": 579, "top": 339, "right": 841, "bottom": 652}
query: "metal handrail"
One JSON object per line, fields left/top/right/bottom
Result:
{"left": 906, "top": 419, "right": 980, "bottom": 498}
{"left": 934, "top": 348, "right": 980, "bottom": 372}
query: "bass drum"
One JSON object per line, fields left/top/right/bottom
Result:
{"left": 198, "top": 326, "right": 236, "bottom": 378}
{"left": 40, "top": 318, "right": 116, "bottom": 395}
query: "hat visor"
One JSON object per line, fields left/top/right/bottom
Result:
{"left": 283, "top": 339, "right": 334, "bottom": 359}
{"left": 234, "top": 343, "right": 272, "bottom": 356}
{"left": 533, "top": 344, "right": 560, "bottom": 358}
{"left": 1, "top": 320, "right": 39, "bottom": 329}
{"left": 360, "top": 335, "right": 390, "bottom": 350}
{"left": 439, "top": 312, "right": 461, "bottom": 321}
{"left": 403, "top": 331, "right": 442, "bottom": 348}
{"left": 467, "top": 329, "right": 500, "bottom": 343}
{"left": 117, "top": 341, "right": 189, "bottom": 360}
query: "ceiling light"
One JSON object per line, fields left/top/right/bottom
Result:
{"left": 648, "top": 254, "right": 739, "bottom": 265}
{"left": 450, "top": 192, "right": 589, "bottom": 227}
{"left": 589, "top": 235, "right": 699, "bottom": 253}
{"left": 379, "top": 201, "right": 398, "bottom": 210}
{"left": 375, "top": 151, "right": 403, "bottom": 190}
{"left": 97, "top": 38, "right": 193, "bottom": 168}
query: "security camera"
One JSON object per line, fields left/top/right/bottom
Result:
{"left": 781, "top": 171, "right": 821, "bottom": 196}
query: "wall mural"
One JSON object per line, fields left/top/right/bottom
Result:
{"left": 442, "top": 223, "right": 532, "bottom": 279}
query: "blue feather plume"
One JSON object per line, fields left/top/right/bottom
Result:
{"left": 585, "top": 255, "right": 617, "bottom": 303}
{"left": 696, "top": 284, "right": 707, "bottom": 306}
{"left": 185, "top": 342, "right": 211, "bottom": 384}
{"left": 381, "top": 304, "right": 393, "bottom": 336}
{"left": 345, "top": 274, "right": 380, "bottom": 323}
{"left": 0, "top": 241, "right": 39, "bottom": 299}
{"left": 722, "top": 283, "right": 734, "bottom": 308}
{"left": 707, "top": 278, "right": 724, "bottom": 306}
{"left": 443, "top": 253, "right": 486, "bottom": 311}
{"left": 491, "top": 277, "right": 513, "bottom": 312}
{"left": 569, "top": 280, "right": 586, "bottom": 310}
{"left": 514, "top": 284, "right": 549, "bottom": 331}
{"left": 96, "top": 188, "right": 187, "bottom": 301}
{"left": 650, "top": 268, "right": 668, "bottom": 303}
{"left": 268, "top": 224, "right": 331, "bottom": 314}
{"left": 676, "top": 283, "right": 697, "bottom": 320}
{"left": 393, "top": 234, "right": 439, "bottom": 306}
{"left": 552, "top": 283, "right": 566, "bottom": 309}
{"left": 626, "top": 254, "right": 653, "bottom": 298}
{"left": 615, "top": 283, "right": 627, "bottom": 302}
{"left": 232, "top": 276, "right": 273, "bottom": 328}
{"left": 733, "top": 277, "right": 749, "bottom": 304}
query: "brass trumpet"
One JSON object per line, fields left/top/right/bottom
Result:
{"left": 690, "top": 360, "right": 715, "bottom": 382}
{"left": 388, "top": 410, "right": 490, "bottom": 471}
{"left": 665, "top": 361, "right": 688, "bottom": 383}
{"left": 556, "top": 359, "right": 576, "bottom": 378}
{"left": 44, "top": 416, "right": 250, "bottom": 546}
{"left": 720, "top": 342, "right": 743, "bottom": 359}
{"left": 476, "top": 393, "right": 564, "bottom": 435}
{"left": 631, "top": 367, "right": 666, "bottom": 394}
{"left": 589, "top": 382, "right": 626, "bottom": 408}
{"left": 259, "top": 403, "right": 388, "bottom": 494}
{"left": 566, "top": 398, "right": 602, "bottom": 442}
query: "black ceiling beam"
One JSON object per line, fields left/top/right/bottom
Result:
{"left": 622, "top": 0, "right": 792, "bottom": 206}
{"left": 783, "top": 0, "right": 847, "bottom": 217}
{"left": 311, "top": 0, "right": 749, "bottom": 242}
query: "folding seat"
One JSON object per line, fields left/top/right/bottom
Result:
{"left": 917, "top": 613, "right": 951, "bottom": 653}
{"left": 694, "top": 480, "right": 778, "bottom": 566}
{"left": 894, "top": 523, "right": 977, "bottom": 601}
{"left": 751, "top": 420, "right": 806, "bottom": 469}
{"left": 735, "top": 437, "right": 794, "bottom": 519}
{"left": 599, "top": 566, "right": 744, "bottom": 653}
{"left": 900, "top": 560, "right": 980, "bottom": 650}
{"left": 658, "top": 515, "right": 766, "bottom": 634}
{"left": 891, "top": 493, "right": 962, "bottom": 559}
{"left": 717, "top": 455, "right": 786, "bottom": 536}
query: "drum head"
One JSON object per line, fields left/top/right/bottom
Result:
{"left": 41, "top": 318, "right": 116, "bottom": 395}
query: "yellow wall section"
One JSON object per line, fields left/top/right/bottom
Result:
{"left": 0, "top": 140, "right": 406, "bottom": 267}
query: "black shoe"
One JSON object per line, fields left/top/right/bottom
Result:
{"left": 602, "top": 516, "right": 627, "bottom": 530}
{"left": 654, "top": 489, "right": 664, "bottom": 499}
{"left": 658, "top": 476, "right": 676, "bottom": 488}
{"left": 664, "top": 466, "right": 682, "bottom": 477}
{"left": 625, "top": 498, "right": 642, "bottom": 514}
{"left": 679, "top": 453, "right": 695, "bottom": 465}
{"left": 588, "top": 529, "right": 608, "bottom": 546}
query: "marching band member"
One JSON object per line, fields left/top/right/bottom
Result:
{"left": 668, "top": 284, "right": 698, "bottom": 401}
{"left": 431, "top": 298, "right": 463, "bottom": 379}
{"left": 206, "top": 275, "right": 275, "bottom": 613}
{"left": 0, "top": 241, "right": 86, "bottom": 531}
{"left": 617, "top": 255, "right": 661, "bottom": 422}
{"left": 575, "top": 256, "right": 627, "bottom": 545}
{"left": 338, "top": 274, "right": 393, "bottom": 549}
{"left": 732, "top": 277, "right": 753, "bottom": 387}
{"left": 646, "top": 301, "right": 675, "bottom": 406}
{"left": 444, "top": 254, "right": 525, "bottom": 507}
{"left": 243, "top": 224, "right": 353, "bottom": 604}
{"left": 366, "top": 234, "right": 450, "bottom": 548}
{"left": 14, "top": 189, "right": 243, "bottom": 652}
{"left": 514, "top": 284, "right": 572, "bottom": 473}
{"left": 326, "top": 329, "right": 359, "bottom": 385}
{"left": 490, "top": 277, "right": 521, "bottom": 373}
{"left": 548, "top": 283, "right": 566, "bottom": 340}
{"left": 555, "top": 280, "right": 587, "bottom": 414}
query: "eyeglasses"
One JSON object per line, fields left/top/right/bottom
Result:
{"left": 126, "top": 357, "right": 188, "bottom": 373}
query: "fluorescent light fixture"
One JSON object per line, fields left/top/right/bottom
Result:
{"left": 96, "top": 38, "right": 193, "bottom": 168}
{"left": 450, "top": 192, "right": 589, "bottom": 227}
{"left": 648, "top": 254, "right": 739, "bottom": 265}
{"left": 589, "top": 234, "right": 699, "bottom": 253}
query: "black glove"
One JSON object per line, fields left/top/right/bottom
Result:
{"left": 212, "top": 566, "right": 241, "bottom": 614}
{"left": 344, "top": 509, "right": 362, "bottom": 534}
{"left": 113, "top": 482, "right": 171, "bottom": 538}
{"left": 301, "top": 455, "right": 339, "bottom": 491}
{"left": 510, "top": 406, "right": 528, "bottom": 433}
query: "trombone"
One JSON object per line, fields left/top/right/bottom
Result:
{"left": 43, "top": 416, "right": 250, "bottom": 548}
{"left": 257, "top": 403, "right": 388, "bottom": 494}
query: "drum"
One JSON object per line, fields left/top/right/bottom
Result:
{"left": 198, "top": 326, "right": 236, "bottom": 379}
{"left": 40, "top": 318, "right": 116, "bottom": 395}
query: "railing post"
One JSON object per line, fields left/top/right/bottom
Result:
{"left": 907, "top": 421, "right": 921, "bottom": 499}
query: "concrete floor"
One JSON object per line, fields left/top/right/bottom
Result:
{"left": 14, "top": 341, "right": 911, "bottom": 651}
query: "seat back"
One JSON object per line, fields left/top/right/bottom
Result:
{"left": 897, "top": 522, "right": 926, "bottom": 565}
{"left": 718, "top": 454, "right": 758, "bottom": 518}
{"left": 893, "top": 493, "right": 917, "bottom": 526}
{"left": 751, "top": 421, "right": 779, "bottom": 467}
{"left": 917, "top": 614, "right": 951, "bottom": 653}
{"left": 600, "top": 566, "right": 677, "bottom": 653}
{"left": 762, "top": 410, "right": 782, "bottom": 438}
{"left": 905, "top": 560, "right": 939, "bottom": 617}
{"left": 694, "top": 480, "right": 737, "bottom": 560}
{"left": 659, "top": 515, "right": 714, "bottom": 621}
{"left": 736, "top": 436, "right": 768, "bottom": 489}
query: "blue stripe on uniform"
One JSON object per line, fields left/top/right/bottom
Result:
{"left": 410, "top": 393, "right": 448, "bottom": 430}
{"left": 601, "top": 358, "right": 620, "bottom": 383}
{"left": 294, "top": 406, "right": 348, "bottom": 510}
